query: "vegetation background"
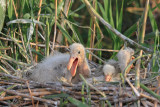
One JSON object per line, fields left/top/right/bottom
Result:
{"left": 0, "top": 0, "right": 159, "bottom": 106}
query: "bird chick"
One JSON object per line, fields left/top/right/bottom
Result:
{"left": 102, "top": 47, "right": 134, "bottom": 82}
{"left": 117, "top": 47, "right": 134, "bottom": 73}
{"left": 103, "top": 60, "right": 121, "bottom": 82}
{"left": 24, "top": 43, "right": 91, "bottom": 84}
{"left": 67, "top": 43, "right": 91, "bottom": 83}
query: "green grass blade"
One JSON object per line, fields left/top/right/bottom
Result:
{"left": 108, "top": 0, "right": 114, "bottom": 28}
{"left": 148, "top": 6, "right": 158, "bottom": 31}
{"left": 116, "top": 0, "right": 119, "bottom": 29}
{"left": 104, "top": 0, "right": 108, "bottom": 18}
{"left": 66, "top": 21, "right": 81, "bottom": 43}
{"left": 67, "top": 97, "right": 89, "bottom": 107}
{"left": 45, "top": 18, "right": 50, "bottom": 56}
{"left": 98, "top": 2, "right": 107, "bottom": 21}
{"left": 6, "top": 19, "right": 45, "bottom": 26}
{"left": 69, "top": 4, "right": 85, "bottom": 16}
{"left": 8, "top": 0, "right": 13, "bottom": 20}
{"left": 43, "top": 93, "right": 69, "bottom": 99}
{"left": 56, "top": 22, "right": 73, "bottom": 44}
{"left": 117, "top": 0, "right": 124, "bottom": 32}
{"left": 81, "top": 82, "right": 85, "bottom": 103}
{"left": 124, "top": 23, "right": 137, "bottom": 37}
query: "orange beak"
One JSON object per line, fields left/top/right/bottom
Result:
{"left": 105, "top": 75, "right": 112, "bottom": 82}
{"left": 67, "top": 57, "right": 79, "bottom": 77}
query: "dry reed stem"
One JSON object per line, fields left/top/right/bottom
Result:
{"left": 0, "top": 96, "right": 20, "bottom": 101}
{"left": 140, "top": 93, "right": 159, "bottom": 102}
{"left": 119, "top": 85, "right": 123, "bottom": 107}
{"left": 0, "top": 73, "right": 75, "bottom": 95}
{"left": 125, "top": 78, "right": 140, "bottom": 97}
{"left": 0, "top": 87, "right": 57, "bottom": 105}
{"left": 11, "top": 0, "right": 29, "bottom": 63}
{"left": 17, "top": 87, "right": 125, "bottom": 96}
{"left": 35, "top": 0, "right": 42, "bottom": 62}
{"left": 26, "top": 81, "right": 35, "bottom": 107}
{"left": 146, "top": 101, "right": 154, "bottom": 106}
{"left": 0, "top": 37, "right": 119, "bottom": 52}
{"left": 89, "top": 0, "right": 96, "bottom": 61}
{"left": 0, "top": 47, "right": 11, "bottom": 50}
{"left": 111, "top": 96, "right": 140, "bottom": 103}
{"left": 1, "top": 59, "right": 17, "bottom": 73}
{"left": 0, "top": 66, "right": 10, "bottom": 74}
{"left": 16, "top": 102, "right": 33, "bottom": 107}
{"left": 0, "top": 72, "right": 158, "bottom": 106}
{"left": 135, "top": 0, "right": 149, "bottom": 89}
{"left": 135, "top": 0, "right": 149, "bottom": 105}
{"left": 51, "top": 0, "right": 57, "bottom": 54}
{"left": 141, "top": 100, "right": 148, "bottom": 107}
{"left": 56, "top": 0, "right": 71, "bottom": 44}
{"left": 0, "top": 101, "right": 16, "bottom": 106}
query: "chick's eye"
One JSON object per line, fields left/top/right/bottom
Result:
{"left": 78, "top": 51, "right": 80, "bottom": 54}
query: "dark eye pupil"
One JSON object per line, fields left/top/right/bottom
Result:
{"left": 78, "top": 51, "right": 80, "bottom": 54}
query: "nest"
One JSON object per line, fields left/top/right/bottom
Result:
{"left": 0, "top": 64, "right": 159, "bottom": 107}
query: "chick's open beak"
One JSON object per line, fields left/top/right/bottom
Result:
{"left": 67, "top": 57, "right": 79, "bottom": 77}
{"left": 105, "top": 75, "right": 112, "bottom": 82}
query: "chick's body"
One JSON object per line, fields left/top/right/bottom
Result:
{"left": 24, "top": 43, "right": 91, "bottom": 84}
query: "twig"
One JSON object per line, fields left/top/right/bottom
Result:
{"left": 101, "top": 96, "right": 141, "bottom": 104}
{"left": 0, "top": 37, "right": 119, "bottom": 52}
{"left": 16, "top": 102, "right": 33, "bottom": 107}
{"left": 0, "top": 101, "right": 16, "bottom": 106}
{"left": 82, "top": 0, "right": 152, "bottom": 52}
{"left": 146, "top": 101, "right": 155, "bottom": 106}
{"left": 0, "top": 96, "right": 20, "bottom": 101}
{"left": 87, "top": 48, "right": 118, "bottom": 52}
{"left": 23, "top": 91, "right": 60, "bottom": 96}
{"left": 0, "top": 87, "right": 57, "bottom": 105}
{"left": 125, "top": 78, "right": 140, "bottom": 97}
{"left": 26, "top": 81, "right": 35, "bottom": 107}
{"left": 87, "top": 50, "right": 105, "bottom": 63}
{"left": 140, "top": 93, "right": 159, "bottom": 102}
{"left": 0, "top": 66, "right": 10, "bottom": 74}
{"left": 141, "top": 101, "right": 148, "bottom": 107}
{"left": 0, "top": 73, "right": 75, "bottom": 95}
{"left": 119, "top": 85, "right": 123, "bottom": 107}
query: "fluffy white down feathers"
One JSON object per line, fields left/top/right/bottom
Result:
{"left": 102, "top": 47, "right": 134, "bottom": 82}
{"left": 24, "top": 43, "right": 91, "bottom": 83}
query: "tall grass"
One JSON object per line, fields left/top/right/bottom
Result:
{"left": 0, "top": 0, "right": 159, "bottom": 106}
